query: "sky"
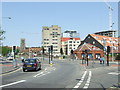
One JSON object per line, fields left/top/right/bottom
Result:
{"left": 1, "top": 1, "right": 118, "bottom": 47}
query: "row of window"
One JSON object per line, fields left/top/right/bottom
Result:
{"left": 44, "top": 39, "right": 58, "bottom": 41}
{"left": 69, "top": 41, "right": 80, "bottom": 43}
{"left": 44, "top": 39, "right": 49, "bottom": 41}
{"left": 44, "top": 42, "right": 58, "bottom": 44}
{"left": 69, "top": 44, "right": 76, "bottom": 46}
{"left": 43, "top": 28, "right": 58, "bottom": 30}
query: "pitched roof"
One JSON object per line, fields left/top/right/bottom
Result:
{"left": 76, "top": 43, "right": 102, "bottom": 51}
{"left": 90, "top": 34, "right": 118, "bottom": 47}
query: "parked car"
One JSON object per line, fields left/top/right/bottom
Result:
{"left": 7, "top": 56, "right": 14, "bottom": 60}
{"left": 22, "top": 58, "right": 41, "bottom": 72}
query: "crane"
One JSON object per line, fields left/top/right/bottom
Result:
{"left": 104, "top": 0, "right": 114, "bottom": 31}
{"left": 104, "top": 0, "right": 114, "bottom": 62}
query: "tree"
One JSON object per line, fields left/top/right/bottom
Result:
{"left": 2, "top": 46, "right": 12, "bottom": 56}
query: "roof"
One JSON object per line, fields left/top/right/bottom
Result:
{"left": 76, "top": 43, "right": 102, "bottom": 51}
{"left": 61, "top": 37, "right": 80, "bottom": 42}
{"left": 90, "top": 34, "right": 118, "bottom": 47}
{"left": 94, "top": 30, "right": 116, "bottom": 34}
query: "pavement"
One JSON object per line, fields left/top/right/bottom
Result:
{"left": 0, "top": 60, "right": 21, "bottom": 75}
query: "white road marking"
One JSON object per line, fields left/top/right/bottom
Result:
{"left": 33, "top": 67, "right": 56, "bottom": 77}
{"left": 108, "top": 72, "right": 120, "bottom": 75}
{"left": 33, "top": 72, "right": 43, "bottom": 77}
{"left": 74, "top": 71, "right": 87, "bottom": 88}
{"left": 83, "top": 71, "right": 92, "bottom": 89}
{"left": 0, "top": 80, "right": 26, "bottom": 88}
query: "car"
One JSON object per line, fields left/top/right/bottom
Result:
{"left": 7, "top": 56, "right": 14, "bottom": 60}
{"left": 22, "top": 58, "right": 41, "bottom": 72}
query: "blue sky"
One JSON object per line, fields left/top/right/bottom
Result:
{"left": 2, "top": 2, "right": 118, "bottom": 47}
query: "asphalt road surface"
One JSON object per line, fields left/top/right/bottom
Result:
{"left": 0, "top": 59, "right": 119, "bottom": 90}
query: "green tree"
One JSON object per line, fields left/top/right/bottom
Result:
{"left": 2, "top": 46, "right": 12, "bottom": 56}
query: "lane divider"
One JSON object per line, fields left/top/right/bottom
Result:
{"left": 83, "top": 71, "right": 92, "bottom": 89}
{"left": 0, "top": 80, "right": 26, "bottom": 88}
{"left": 33, "top": 67, "right": 56, "bottom": 78}
{"left": 74, "top": 71, "right": 87, "bottom": 88}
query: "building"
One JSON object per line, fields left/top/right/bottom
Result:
{"left": 42, "top": 25, "right": 61, "bottom": 56}
{"left": 79, "top": 34, "right": 119, "bottom": 60}
{"left": 94, "top": 30, "right": 116, "bottom": 37}
{"left": 61, "top": 38, "right": 80, "bottom": 55}
{"left": 74, "top": 43, "right": 104, "bottom": 60}
{"left": 62, "top": 30, "right": 80, "bottom": 38}
{"left": 80, "top": 34, "right": 119, "bottom": 52}
{"left": 61, "top": 30, "right": 81, "bottom": 55}
{"left": 23, "top": 47, "right": 42, "bottom": 57}
{"left": 20, "top": 38, "right": 26, "bottom": 52}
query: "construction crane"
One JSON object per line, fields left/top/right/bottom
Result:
{"left": 104, "top": 0, "right": 114, "bottom": 62}
{"left": 104, "top": 0, "right": 114, "bottom": 31}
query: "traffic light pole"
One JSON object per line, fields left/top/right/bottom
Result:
{"left": 107, "top": 53, "right": 109, "bottom": 66}
{"left": 48, "top": 47, "right": 50, "bottom": 64}
{"left": 51, "top": 50, "right": 52, "bottom": 62}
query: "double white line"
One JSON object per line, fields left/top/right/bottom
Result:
{"left": 74, "top": 71, "right": 92, "bottom": 89}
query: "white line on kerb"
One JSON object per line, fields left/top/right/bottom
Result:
{"left": 74, "top": 71, "right": 87, "bottom": 88}
{"left": 83, "top": 71, "right": 92, "bottom": 89}
{"left": 0, "top": 80, "right": 26, "bottom": 88}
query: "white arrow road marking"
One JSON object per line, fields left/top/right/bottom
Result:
{"left": 74, "top": 71, "right": 87, "bottom": 88}
{"left": 0, "top": 80, "right": 26, "bottom": 88}
{"left": 83, "top": 71, "right": 92, "bottom": 89}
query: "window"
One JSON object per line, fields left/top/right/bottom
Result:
{"left": 74, "top": 41, "right": 75, "bottom": 43}
{"left": 53, "top": 39, "right": 57, "bottom": 41}
{"left": 77, "top": 41, "right": 79, "bottom": 43}
{"left": 69, "top": 41, "right": 72, "bottom": 43}
{"left": 54, "top": 46, "right": 57, "bottom": 48}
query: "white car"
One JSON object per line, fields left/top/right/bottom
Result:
{"left": 7, "top": 56, "right": 14, "bottom": 60}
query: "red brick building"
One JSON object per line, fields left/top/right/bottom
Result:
{"left": 74, "top": 43, "right": 104, "bottom": 60}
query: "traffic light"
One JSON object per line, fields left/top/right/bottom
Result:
{"left": 51, "top": 45, "right": 53, "bottom": 52}
{"left": 107, "top": 46, "right": 110, "bottom": 53}
{"left": 48, "top": 47, "right": 50, "bottom": 52}
{"left": 60, "top": 48, "right": 63, "bottom": 55}
{"left": 71, "top": 50, "right": 74, "bottom": 54}
{"left": 42, "top": 47, "right": 44, "bottom": 54}
{"left": 13, "top": 46, "right": 16, "bottom": 52}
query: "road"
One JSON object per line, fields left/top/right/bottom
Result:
{"left": 0, "top": 58, "right": 119, "bottom": 90}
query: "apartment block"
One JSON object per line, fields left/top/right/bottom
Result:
{"left": 61, "top": 30, "right": 81, "bottom": 55}
{"left": 42, "top": 25, "right": 61, "bottom": 56}
{"left": 61, "top": 38, "right": 81, "bottom": 55}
